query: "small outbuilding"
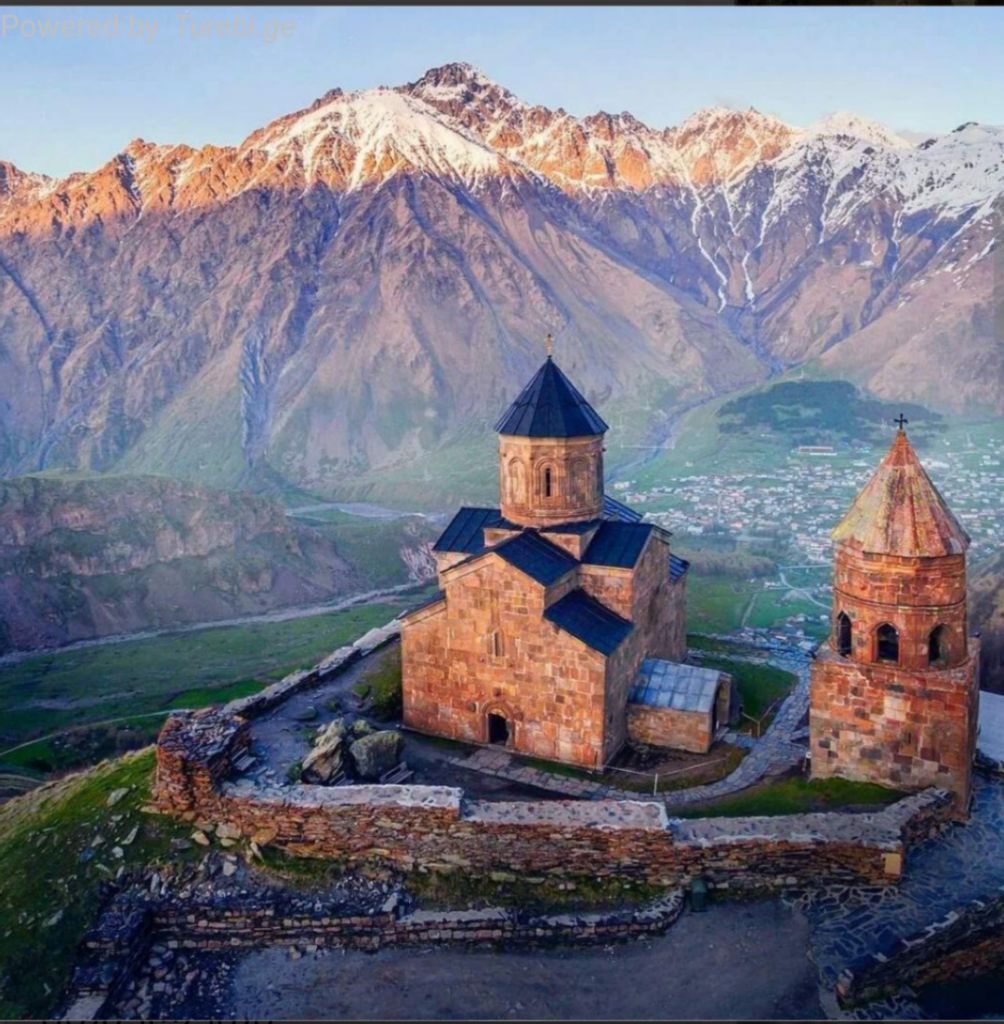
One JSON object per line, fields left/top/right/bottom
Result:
{"left": 626, "top": 659, "right": 737, "bottom": 754}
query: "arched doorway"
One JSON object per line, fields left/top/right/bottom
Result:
{"left": 487, "top": 712, "right": 510, "bottom": 746}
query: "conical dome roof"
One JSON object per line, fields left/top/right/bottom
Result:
{"left": 832, "top": 430, "right": 970, "bottom": 557}
{"left": 495, "top": 357, "right": 608, "bottom": 438}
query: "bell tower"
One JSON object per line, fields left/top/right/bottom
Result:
{"left": 809, "top": 421, "right": 980, "bottom": 818}
{"left": 495, "top": 341, "right": 608, "bottom": 528}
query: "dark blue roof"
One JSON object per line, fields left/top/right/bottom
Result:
{"left": 433, "top": 507, "right": 508, "bottom": 554}
{"left": 582, "top": 521, "right": 654, "bottom": 568}
{"left": 544, "top": 589, "right": 633, "bottom": 656}
{"left": 541, "top": 519, "right": 602, "bottom": 536}
{"left": 602, "top": 494, "right": 642, "bottom": 523}
{"left": 669, "top": 554, "right": 691, "bottom": 582}
{"left": 495, "top": 357, "right": 608, "bottom": 438}
{"left": 492, "top": 531, "right": 578, "bottom": 586}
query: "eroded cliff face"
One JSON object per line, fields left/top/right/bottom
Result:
{"left": 0, "top": 475, "right": 369, "bottom": 652}
{"left": 0, "top": 64, "right": 1000, "bottom": 495}
{"left": 972, "top": 551, "right": 1004, "bottom": 692}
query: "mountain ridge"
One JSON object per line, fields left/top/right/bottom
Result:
{"left": 0, "top": 63, "right": 999, "bottom": 495}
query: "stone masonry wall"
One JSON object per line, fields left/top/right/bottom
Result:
{"left": 836, "top": 885, "right": 1004, "bottom": 1006}
{"left": 154, "top": 706, "right": 953, "bottom": 893}
{"left": 626, "top": 703, "right": 712, "bottom": 755}
{"left": 498, "top": 434, "right": 604, "bottom": 527}
{"left": 402, "top": 556, "right": 611, "bottom": 766}
{"left": 810, "top": 642, "right": 980, "bottom": 815}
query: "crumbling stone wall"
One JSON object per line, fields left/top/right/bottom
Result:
{"left": 153, "top": 707, "right": 952, "bottom": 892}
{"left": 836, "top": 886, "right": 1004, "bottom": 1007}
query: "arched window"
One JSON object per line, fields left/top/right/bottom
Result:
{"left": 536, "top": 462, "right": 557, "bottom": 501}
{"left": 487, "top": 630, "right": 504, "bottom": 660}
{"left": 876, "top": 623, "right": 899, "bottom": 664}
{"left": 836, "top": 612, "right": 852, "bottom": 657}
{"left": 928, "top": 625, "right": 948, "bottom": 666}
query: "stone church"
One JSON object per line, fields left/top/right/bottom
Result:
{"left": 810, "top": 423, "right": 980, "bottom": 818}
{"left": 401, "top": 352, "right": 733, "bottom": 768}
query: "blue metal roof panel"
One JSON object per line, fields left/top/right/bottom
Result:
{"left": 602, "top": 494, "right": 643, "bottom": 523}
{"left": 493, "top": 531, "right": 578, "bottom": 586}
{"left": 433, "top": 507, "right": 506, "bottom": 554}
{"left": 544, "top": 589, "right": 633, "bottom": 656}
{"left": 629, "top": 659, "right": 723, "bottom": 714}
{"left": 582, "top": 521, "right": 654, "bottom": 568}
{"left": 669, "top": 554, "right": 691, "bottom": 582}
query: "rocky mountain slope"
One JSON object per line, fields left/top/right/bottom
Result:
{"left": 0, "top": 63, "right": 1000, "bottom": 497}
{"left": 0, "top": 475, "right": 434, "bottom": 653}
{"left": 972, "top": 551, "right": 1004, "bottom": 691}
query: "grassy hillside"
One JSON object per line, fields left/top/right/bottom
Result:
{"left": 0, "top": 749, "right": 190, "bottom": 1019}
{"left": 0, "top": 601, "right": 403, "bottom": 772}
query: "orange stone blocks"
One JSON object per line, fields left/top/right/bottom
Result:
{"left": 810, "top": 428, "right": 980, "bottom": 817}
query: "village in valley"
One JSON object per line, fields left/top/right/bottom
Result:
{"left": 613, "top": 422, "right": 1004, "bottom": 650}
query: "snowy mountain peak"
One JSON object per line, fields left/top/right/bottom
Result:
{"left": 809, "top": 111, "right": 911, "bottom": 149}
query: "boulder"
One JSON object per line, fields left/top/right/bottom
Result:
{"left": 301, "top": 718, "right": 347, "bottom": 784}
{"left": 349, "top": 730, "right": 403, "bottom": 781}
{"left": 351, "top": 719, "right": 375, "bottom": 738}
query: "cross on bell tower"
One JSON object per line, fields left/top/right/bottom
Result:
{"left": 894, "top": 413, "right": 909, "bottom": 431}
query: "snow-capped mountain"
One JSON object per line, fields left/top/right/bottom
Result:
{"left": 0, "top": 63, "right": 999, "bottom": 494}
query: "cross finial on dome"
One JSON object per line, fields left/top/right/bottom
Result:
{"left": 893, "top": 413, "right": 909, "bottom": 431}
{"left": 545, "top": 332, "right": 554, "bottom": 359}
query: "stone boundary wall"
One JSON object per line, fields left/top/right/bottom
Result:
{"left": 64, "top": 886, "right": 684, "bottom": 1016}
{"left": 836, "top": 885, "right": 1004, "bottom": 1006}
{"left": 222, "top": 617, "right": 403, "bottom": 720}
{"left": 154, "top": 703, "right": 953, "bottom": 892}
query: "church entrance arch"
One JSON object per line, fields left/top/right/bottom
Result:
{"left": 487, "top": 712, "right": 510, "bottom": 745}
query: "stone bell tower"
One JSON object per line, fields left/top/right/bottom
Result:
{"left": 809, "top": 420, "right": 980, "bottom": 818}
{"left": 495, "top": 338, "right": 608, "bottom": 528}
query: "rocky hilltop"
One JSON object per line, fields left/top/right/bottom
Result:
{"left": 0, "top": 475, "right": 369, "bottom": 653}
{"left": 0, "top": 63, "right": 1000, "bottom": 496}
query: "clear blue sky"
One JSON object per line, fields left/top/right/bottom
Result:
{"left": 2, "top": 5, "right": 1002, "bottom": 177}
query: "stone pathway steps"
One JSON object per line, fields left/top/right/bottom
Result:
{"left": 787, "top": 775, "right": 1004, "bottom": 1001}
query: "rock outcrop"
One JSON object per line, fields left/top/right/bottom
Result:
{"left": 301, "top": 719, "right": 348, "bottom": 785}
{"left": 349, "top": 730, "right": 403, "bottom": 781}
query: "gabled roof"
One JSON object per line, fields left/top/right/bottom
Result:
{"left": 492, "top": 531, "right": 578, "bottom": 585}
{"left": 495, "top": 357, "right": 608, "bottom": 438}
{"left": 582, "top": 521, "right": 654, "bottom": 568}
{"left": 544, "top": 589, "right": 633, "bottom": 656}
{"left": 832, "top": 430, "right": 970, "bottom": 557}
{"left": 433, "top": 507, "right": 509, "bottom": 554}
{"left": 629, "top": 659, "right": 725, "bottom": 714}
{"left": 602, "top": 494, "right": 642, "bottom": 523}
